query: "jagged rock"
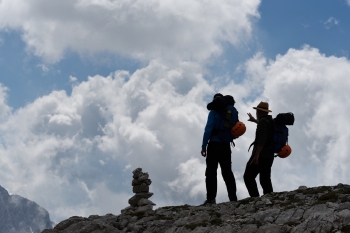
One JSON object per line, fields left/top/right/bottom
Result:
{"left": 128, "top": 196, "right": 140, "bottom": 206}
{"left": 261, "top": 197, "right": 272, "bottom": 205}
{"left": 132, "top": 178, "right": 152, "bottom": 186}
{"left": 138, "top": 172, "right": 149, "bottom": 181}
{"left": 131, "top": 179, "right": 142, "bottom": 186}
{"left": 135, "top": 191, "right": 153, "bottom": 199}
{"left": 132, "top": 184, "right": 149, "bottom": 193}
{"left": 298, "top": 185, "right": 307, "bottom": 190}
{"left": 133, "top": 172, "right": 142, "bottom": 179}
{"left": 144, "top": 179, "right": 152, "bottom": 185}
{"left": 128, "top": 192, "right": 154, "bottom": 206}
{"left": 132, "top": 168, "right": 142, "bottom": 174}
{"left": 42, "top": 184, "right": 350, "bottom": 233}
{"left": 135, "top": 204, "right": 153, "bottom": 212}
{"left": 138, "top": 198, "right": 156, "bottom": 206}
{"left": 42, "top": 215, "right": 120, "bottom": 233}
{"left": 120, "top": 206, "right": 137, "bottom": 214}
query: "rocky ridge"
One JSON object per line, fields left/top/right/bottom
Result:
{"left": 42, "top": 184, "right": 350, "bottom": 233}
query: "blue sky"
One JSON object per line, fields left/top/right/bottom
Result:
{"left": 1, "top": 0, "right": 350, "bottom": 224}
{"left": 258, "top": 0, "right": 350, "bottom": 57}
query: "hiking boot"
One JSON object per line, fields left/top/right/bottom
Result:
{"left": 201, "top": 199, "right": 216, "bottom": 206}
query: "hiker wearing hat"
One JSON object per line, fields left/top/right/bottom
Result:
{"left": 201, "top": 93, "right": 238, "bottom": 205}
{"left": 244, "top": 102, "right": 274, "bottom": 197}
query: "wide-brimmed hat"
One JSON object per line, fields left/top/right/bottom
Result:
{"left": 253, "top": 101, "right": 272, "bottom": 112}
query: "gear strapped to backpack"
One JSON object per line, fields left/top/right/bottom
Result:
{"left": 271, "top": 112, "right": 294, "bottom": 157}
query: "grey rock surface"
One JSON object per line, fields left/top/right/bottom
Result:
{"left": 138, "top": 198, "right": 156, "bottom": 206}
{"left": 138, "top": 172, "right": 149, "bottom": 181}
{"left": 42, "top": 184, "right": 350, "bottom": 233}
{"left": 128, "top": 192, "right": 154, "bottom": 206}
{"left": 0, "top": 185, "right": 53, "bottom": 233}
{"left": 43, "top": 184, "right": 350, "bottom": 233}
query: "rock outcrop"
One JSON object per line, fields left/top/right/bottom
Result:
{"left": 121, "top": 168, "right": 156, "bottom": 214}
{"left": 42, "top": 184, "right": 350, "bottom": 233}
{"left": 0, "top": 185, "right": 53, "bottom": 233}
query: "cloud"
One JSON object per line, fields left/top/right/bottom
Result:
{"left": 324, "top": 17, "right": 339, "bottom": 29}
{"left": 347, "top": 0, "right": 350, "bottom": 6}
{"left": 0, "top": 0, "right": 260, "bottom": 63}
{"left": 1, "top": 46, "right": 350, "bottom": 223}
{"left": 0, "top": 84, "right": 11, "bottom": 121}
{"left": 0, "top": 59, "right": 213, "bottom": 222}
{"left": 37, "top": 64, "right": 50, "bottom": 72}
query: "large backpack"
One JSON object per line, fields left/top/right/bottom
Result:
{"left": 270, "top": 112, "right": 294, "bottom": 156}
{"left": 213, "top": 108, "right": 238, "bottom": 144}
{"left": 207, "top": 95, "right": 238, "bottom": 144}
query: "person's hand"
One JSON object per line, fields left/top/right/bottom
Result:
{"left": 247, "top": 113, "right": 257, "bottom": 123}
{"left": 201, "top": 150, "right": 207, "bottom": 157}
{"left": 250, "top": 155, "right": 259, "bottom": 165}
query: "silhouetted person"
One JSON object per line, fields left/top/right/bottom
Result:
{"left": 244, "top": 102, "right": 274, "bottom": 197}
{"left": 201, "top": 93, "right": 238, "bottom": 204}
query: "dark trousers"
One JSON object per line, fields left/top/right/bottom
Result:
{"left": 205, "top": 141, "right": 237, "bottom": 201}
{"left": 243, "top": 155, "right": 274, "bottom": 197}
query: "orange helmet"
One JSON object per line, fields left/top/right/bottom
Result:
{"left": 278, "top": 145, "right": 292, "bottom": 158}
{"left": 231, "top": 121, "right": 246, "bottom": 137}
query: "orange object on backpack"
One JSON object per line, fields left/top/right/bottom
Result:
{"left": 277, "top": 145, "right": 292, "bottom": 158}
{"left": 231, "top": 121, "right": 246, "bottom": 137}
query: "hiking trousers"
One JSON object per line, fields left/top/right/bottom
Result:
{"left": 205, "top": 141, "right": 237, "bottom": 201}
{"left": 243, "top": 155, "right": 274, "bottom": 197}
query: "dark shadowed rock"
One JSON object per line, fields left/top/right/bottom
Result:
{"left": 131, "top": 179, "right": 142, "bottom": 186}
{"left": 128, "top": 192, "right": 154, "bottom": 206}
{"left": 0, "top": 185, "right": 53, "bottom": 233}
{"left": 132, "top": 184, "right": 149, "bottom": 193}
{"left": 42, "top": 184, "right": 350, "bottom": 233}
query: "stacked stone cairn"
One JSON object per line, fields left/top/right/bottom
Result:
{"left": 121, "top": 168, "right": 156, "bottom": 214}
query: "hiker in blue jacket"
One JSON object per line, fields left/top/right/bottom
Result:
{"left": 201, "top": 93, "right": 238, "bottom": 204}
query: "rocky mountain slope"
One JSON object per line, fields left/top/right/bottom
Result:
{"left": 42, "top": 184, "right": 350, "bottom": 233}
{"left": 0, "top": 185, "right": 53, "bottom": 233}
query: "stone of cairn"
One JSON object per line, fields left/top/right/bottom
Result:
{"left": 121, "top": 168, "right": 156, "bottom": 214}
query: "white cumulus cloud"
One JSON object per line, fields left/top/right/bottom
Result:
{"left": 0, "top": 0, "right": 260, "bottom": 63}
{"left": 1, "top": 46, "right": 350, "bottom": 223}
{"left": 0, "top": 59, "right": 214, "bottom": 222}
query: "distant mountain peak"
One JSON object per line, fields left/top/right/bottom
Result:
{"left": 0, "top": 185, "right": 53, "bottom": 233}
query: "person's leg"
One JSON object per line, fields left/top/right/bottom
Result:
{"left": 243, "top": 156, "right": 260, "bottom": 197}
{"left": 205, "top": 142, "right": 219, "bottom": 201}
{"left": 218, "top": 144, "right": 237, "bottom": 201}
{"left": 259, "top": 157, "right": 274, "bottom": 195}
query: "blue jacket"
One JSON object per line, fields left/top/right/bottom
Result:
{"left": 202, "top": 105, "right": 239, "bottom": 150}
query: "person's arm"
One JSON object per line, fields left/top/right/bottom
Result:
{"left": 201, "top": 111, "right": 215, "bottom": 157}
{"left": 247, "top": 113, "right": 258, "bottom": 124}
{"left": 250, "top": 119, "right": 268, "bottom": 164}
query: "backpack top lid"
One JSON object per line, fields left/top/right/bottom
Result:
{"left": 207, "top": 95, "right": 235, "bottom": 111}
{"left": 275, "top": 112, "right": 294, "bottom": 126}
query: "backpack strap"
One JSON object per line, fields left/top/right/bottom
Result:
{"left": 248, "top": 141, "right": 254, "bottom": 152}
